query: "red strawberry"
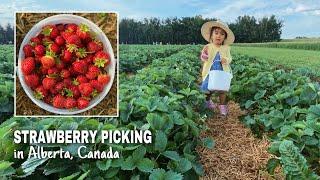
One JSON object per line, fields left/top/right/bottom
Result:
{"left": 47, "top": 67, "right": 59, "bottom": 76}
{"left": 69, "top": 85, "right": 81, "bottom": 98}
{"left": 79, "top": 83, "right": 94, "bottom": 97}
{"left": 55, "top": 35, "right": 65, "bottom": 46}
{"left": 34, "top": 85, "right": 48, "bottom": 99}
{"left": 76, "top": 75, "right": 88, "bottom": 84}
{"left": 93, "top": 51, "right": 110, "bottom": 68}
{"left": 21, "top": 57, "right": 35, "bottom": 75}
{"left": 56, "top": 59, "right": 65, "bottom": 70}
{"left": 87, "top": 41, "right": 103, "bottom": 53}
{"left": 76, "top": 23, "right": 90, "bottom": 40}
{"left": 52, "top": 94, "right": 65, "bottom": 108}
{"left": 63, "top": 78, "right": 72, "bottom": 87}
{"left": 56, "top": 24, "right": 65, "bottom": 32}
{"left": 77, "top": 97, "right": 89, "bottom": 109}
{"left": 86, "top": 65, "right": 100, "bottom": 80}
{"left": 61, "top": 49, "right": 73, "bottom": 63}
{"left": 39, "top": 66, "right": 48, "bottom": 75}
{"left": 66, "top": 23, "right": 78, "bottom": 33}
{"left": 25, "top": 74, "right": 39, "bottom": 88}
{"left": 34, "top": 55, "right": 42, "bottom": 63}
{"left": 72, "top": 60, "right": 88, "bottom": 74}
{"left": 42, "top": 77, "right": 56, "bottom": 90}
{"left": 41, "top": 55, "right": 55, "bottom": 69}
{"left": 49, "top": 43, "right": 60, "bottom": 54}
{"left": 61, "top": 31, "right": 74, "bottom": 41}
{"left": 23, "top": 44, "right": 34, "bottom": 57}
{"left": 42, "top": 25, "right": 59, "bottom": 39}
{"left": 68, "top": 66, "right": 78, "bottom": 76}
{"left": 66, "top": 34, "right": 81, "bottom": 47}
{"left": 30, "top": 36, "right": 42, "bottom": 45}
{"left": 42, "top": 37, "right": 54, "bottom": 46}
{"left": 34, "top": 44, "right": 45, "bottom": 56}
{"left": 84, "top": 55, "right": 93, "bottom": 64}
{"left": 90, "top": 79, "right": 103, "bottom": 92}
{"left": 55, "top": 82, "right": 65, "bottom": 93}
{"left": 43, "top": 96, "right": 52, "bottom": 104}
{"left": 65, "top": 97, "right": 77, "bottom": 109}
{"left": 61, "top": 69, "right": 70, "bottom": 79}
{"left": 50, "top": 88, "right": 58, "bottom": 95}
{"left": 97, "top": 74, "right": 110, "bottom": 85}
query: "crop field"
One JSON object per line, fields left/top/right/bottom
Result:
{"left": 232, "top": 46, "right": 320, "bottom": 77}
{"left": 0, "top": 45, "right": 14, "bottom": 121}
{"left": 0, "top": 44, "right": 319, "bottom": 179}
{"left": 234, "top": 40, "right": 320, "bottom": 51}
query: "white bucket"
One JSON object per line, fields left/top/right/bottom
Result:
{"left": 207, "top": 70, "right": 233, "bottom": 91}
{"left": 17, "top": 14, "right": 116, "bottom": 115}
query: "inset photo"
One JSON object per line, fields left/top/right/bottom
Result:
{"left": 14, "top": 12, "right": 118, "bottom": 116}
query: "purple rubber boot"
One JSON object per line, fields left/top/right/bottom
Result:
{"left": 219, "top": 104, "right": 228, "bottom": 116}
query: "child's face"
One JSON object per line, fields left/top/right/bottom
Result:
{"left": 211, "top": 27, "right": 226, "bottom": 45}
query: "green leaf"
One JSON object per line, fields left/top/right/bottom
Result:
{"left": 21, "top": 157, "right": 49, "bottom": 175}
{"left": 96, "top": 159, "right": 112, "bottom": 171}
{"left": 44, "top": 159, "right": 71, "bottom": 175}
{"left": 149, "top": 168, "right": 166, "bottom": 180}
{"left": 0, "top": 161, "right": 15, "bottom": 177}
{"left": 286, "top": 96, "right": 299, "bottom": 106}
{"left": 146, "top": 113, "right": 165, "bottom": 130}
{"left": 192, "top": 161, "right": 204, "bottom": 176}
{"left": 165, "top": 170, "right": 183, "bottom": 180}
{"left": 121, "top": 156, "right": 135, "bottom": 170}
{"left": 266, "top": 158, "right": 280, "bottom": 174}
{"left": 59, "top": 172, "right": 81, "bottom": 180}
{"left": 78, "top": 170, "right": 90, "bottom": 180}
{"left": 169, "top": 111, "right": 185, "bottom": 125}
{"left": 132, "top": 146, "right": 146, "bottom": 162}
{"left": 245, "top": 100, "right": 255, "bottom": 109}
{"left": 104, "top": 168, "right": 120, "bottom": 178}
{"left": 137, "top": 158, "right": 154, "bottom": 172}
{"left": 254, "top": 90, "right": 266, "bottom": 100}
{"left": 155, "top": 131, "right": 167, "bottom": 152}
{"left": 170, "top": 158, "right": 192, "bottom": 173}
{"left": 162, "top": 151, "right": 180, "bottom": 161}
{"left": 149, "top": 168, "right": 183, "bottom": 180}
{"left": 202, "top": 137, "right": 214, "bottom": 149}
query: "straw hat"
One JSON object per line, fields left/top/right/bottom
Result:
{"left": 201, "top": 20, "right": 235, "bottom": 45}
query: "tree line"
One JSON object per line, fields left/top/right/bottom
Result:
{"left": 0, "top": 24, "right": 13, "bottom": 44}
{"left": 119, "top": 15, "right": 283, "bottom": 44}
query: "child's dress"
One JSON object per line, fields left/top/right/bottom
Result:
{"left": 200, "top": 52, "right": 223, "bottom": 92}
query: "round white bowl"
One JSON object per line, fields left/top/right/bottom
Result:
{"left": 18, "top": 14, "right": 116, "bottom": 115}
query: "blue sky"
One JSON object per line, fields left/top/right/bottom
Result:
{"left": 1, "top": 0, "right": 320, "bottom": 39}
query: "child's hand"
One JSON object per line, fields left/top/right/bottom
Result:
{"left": 221, "top": 57, "right": 227, "bottom": 65}
{"left": 200, "top": 46, "right": 209, "bottom": 61}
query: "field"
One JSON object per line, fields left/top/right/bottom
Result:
{"left": 0, "top": 45, "right": 14, "bottom": 122}
{"left": 0, "top": 44, "right": 320, "bottom": 179}
{"left": 234, "top": 38, "right": 320, "bottom": 51}
{"left": 231, "top": 46, "right": 320, "bottom": 77}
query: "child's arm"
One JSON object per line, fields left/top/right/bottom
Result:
{"left": 200, "top": 45, "right": 209, "bottom": 62}
{"left": 221, "top": 46, "right": 232, "bottom": 65}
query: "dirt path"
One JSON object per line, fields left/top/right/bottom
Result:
{"left": 196, "top": 101, "right": 284, "bottom": 180}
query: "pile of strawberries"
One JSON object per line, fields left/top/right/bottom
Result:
{"left": 21, "top": 23, "right": 111, "bottom": 110}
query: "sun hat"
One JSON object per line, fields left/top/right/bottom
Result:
{"left": 201, "top": 20, "right": 235, "bottom": 45}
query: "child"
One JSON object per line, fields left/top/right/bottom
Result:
{"left": 199, "top": 20, "right": 235, "bottom": 116}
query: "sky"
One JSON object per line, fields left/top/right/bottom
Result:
{"left": 0, "top": 0, "right": 320, "bottom": 39}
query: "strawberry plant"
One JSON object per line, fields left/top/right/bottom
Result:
{"left": 0, "top": 45, "right": 14, "bottom": 122}
{"left": 230, "top": 54, "right": 320, "bottom": 177}
{"left": 0, "top": 45, "right": 213, "bottom": 179}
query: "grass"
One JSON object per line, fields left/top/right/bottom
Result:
{"left": 231, "top": 46, "right": 320, "bottom": 76}
{"left": 233, "top": 41, "right": 320, "bottom": 51}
